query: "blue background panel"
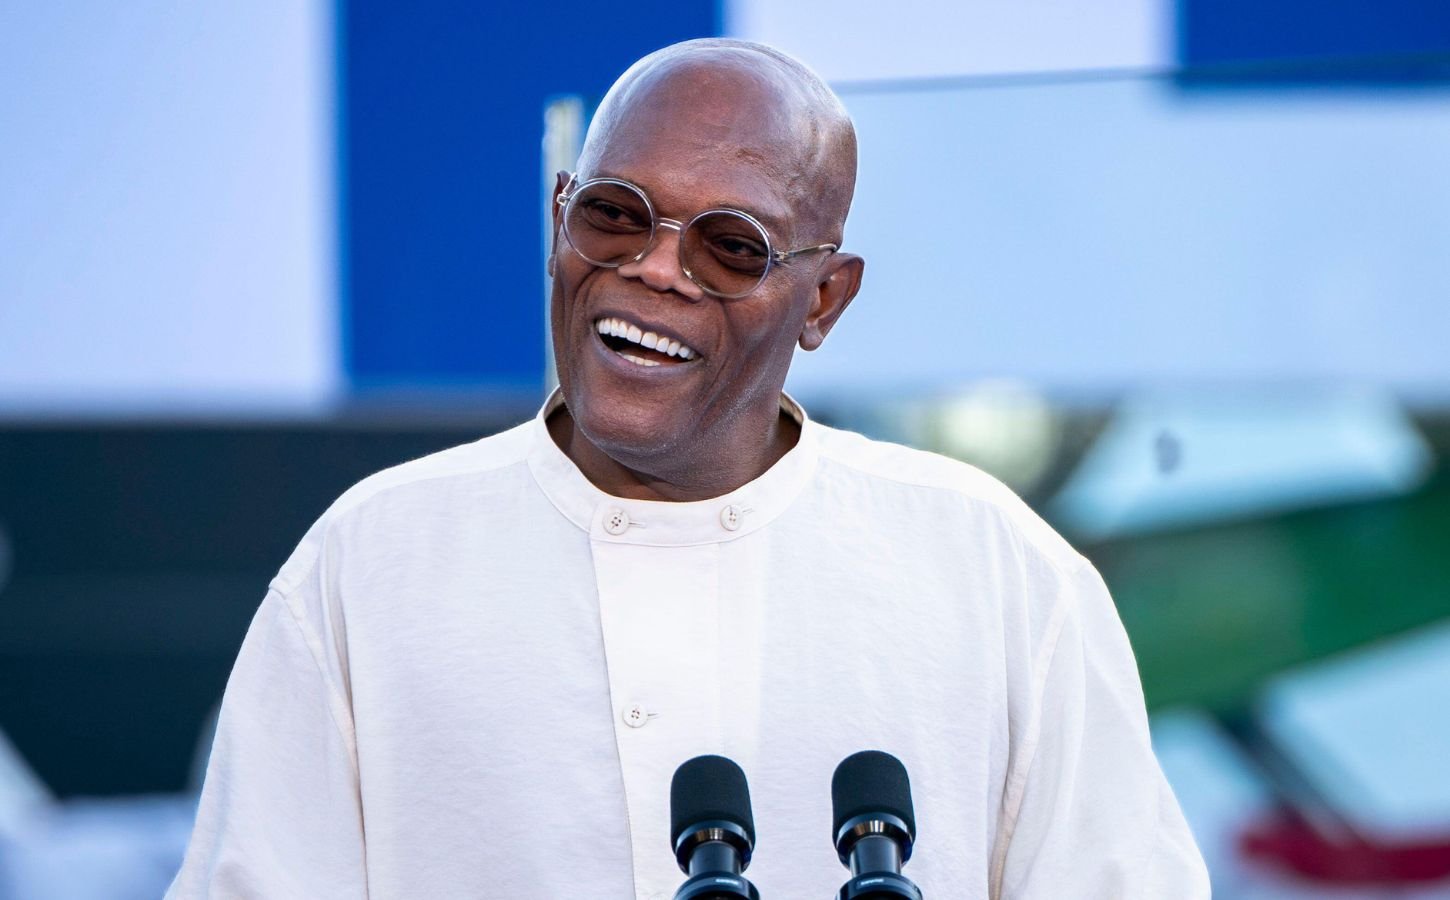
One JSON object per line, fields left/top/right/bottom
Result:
{"left": 342, "top": 1, "right": 719, "bottom": 389}
{"left": 1180, "top": 0, "right": 1450, "bottom": 66}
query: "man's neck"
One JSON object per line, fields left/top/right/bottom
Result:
{"left": 546, "top": 404, "right": 800, "bottom": 503}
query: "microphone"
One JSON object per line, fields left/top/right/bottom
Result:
{"left": 670, "top": 755, "right": 761, "bottom": 900}
{"left": 831, "top": 750, "right": 923, "bottom": 900}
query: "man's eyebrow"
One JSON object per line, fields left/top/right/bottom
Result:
{"left": 585, "top": 169, "right": 796, "bottom": 238}
{"left": 705, "top": 199, "right": 791, "bottom": 237}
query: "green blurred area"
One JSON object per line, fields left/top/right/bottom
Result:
{"left": 1089, "top": 464, "right": 1450, "bottom": 712}
{"left": 823, "top": 399, "right": 1450, "bottom": 717}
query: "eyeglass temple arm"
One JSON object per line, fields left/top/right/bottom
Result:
{"left": 555, "top": 172, "right": 578, "bottom": 205}
{"left": 774, "top": 243, "right": 839, "bottom": 263}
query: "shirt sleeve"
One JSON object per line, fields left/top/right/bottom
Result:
{"left": 165, "top": 588, "right": 368, "bottom": 899}
{"left": 993, "top": 561, "right": 1210, "bottom": 899}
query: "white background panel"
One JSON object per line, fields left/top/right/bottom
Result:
{"left": 0, "top": 2, "right": 337, "bottom": 415}
{"left": 726, "top": 0, "right": 1169, "bottom": 83}
{"left": 786, "top": 77, "right": 1450, "bottom": 400}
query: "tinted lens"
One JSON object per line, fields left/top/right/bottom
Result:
{"left": 681, "top": 210, "right": 771, "bottom": 298}
{"left": 563, "top": 181, "right": 654, "bottom": 266}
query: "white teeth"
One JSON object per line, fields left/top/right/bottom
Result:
{"left": 594, "top": 317, "right": 699, "bottom": 362}
{"left": 619, "top": 353, "right": 660, "bottom": 367}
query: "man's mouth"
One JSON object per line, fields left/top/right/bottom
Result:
{"left": 595, "top": 316, "right": 700, "bottom": 367}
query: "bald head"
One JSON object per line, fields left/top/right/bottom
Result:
{"left": 578, "top": 39, "right": 858, "bottom": 243}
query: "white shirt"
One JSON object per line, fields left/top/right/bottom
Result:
{"left": 168, "top": 393, "right": 1208, "bottom": 899}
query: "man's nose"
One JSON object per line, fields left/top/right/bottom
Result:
{"left": 616, "top": 224, "right": 705, "bottom": 301}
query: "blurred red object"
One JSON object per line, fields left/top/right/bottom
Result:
{"left": 1241, "top": 807, "right": 1450, "bottom": 884}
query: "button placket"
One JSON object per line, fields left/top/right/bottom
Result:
{"left": 591, "top": 539, "right": 720, "bottom": 900}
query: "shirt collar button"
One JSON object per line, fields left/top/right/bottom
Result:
{"left": 603, "top": 508, "right": 630, "bottom": 535}
{"left": 719, "top": 504, "right": 743, "bottom": 531}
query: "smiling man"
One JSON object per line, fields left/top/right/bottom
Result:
{"left": 169, "top": 39, "right": 1208, "bottom": 899}
{"left": 546, "top": 43, "right": 861, "bottom": 504}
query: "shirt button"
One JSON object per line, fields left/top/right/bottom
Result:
{"left": 603, "top": 508, "right": 630, "bottom": 535}
{"left": 622, "top": 703, "right": 649, "bottom": 728}
{"left": 719, "top": 504, "right": 743, "bottom": 531}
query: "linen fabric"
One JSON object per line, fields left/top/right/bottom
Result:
{"left": 166, "top": 393, "right": 1209, "bottom": 899}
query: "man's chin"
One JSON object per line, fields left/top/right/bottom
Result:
{"left": 568, "top": 389, "right": 690, "bottom": 465}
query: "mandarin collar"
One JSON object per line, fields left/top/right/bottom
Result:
{"left": 526, "top": 389, "right": 818, "bottom": 546}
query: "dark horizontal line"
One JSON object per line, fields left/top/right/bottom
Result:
{"left": 833, "top": 50, "right": 1450, "bottom": 96}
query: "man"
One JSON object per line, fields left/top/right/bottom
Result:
{"left": 169, "top": 39, "right": 1209, "bottom": 898}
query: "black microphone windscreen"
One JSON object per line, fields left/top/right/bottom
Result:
{"left": 831, "top": 750, "right": 916, "bottom": 838}
{"left": 670, "top": 755, "right": 755, "bottom": 847}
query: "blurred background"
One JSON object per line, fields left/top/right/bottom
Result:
{"left": 1, "top": 1, "right": 1448, "bottom": 896}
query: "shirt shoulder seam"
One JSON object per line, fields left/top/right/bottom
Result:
{"left": 328, "top": 454, "right": 531, "bottom": 518}
{"left": 1134, "top": 773, "right": 1168, "bottom": 899}
{"left": 267, "top": 583, "right": 361, "bottom": 774}
{"left": 987, "top": 589, "right": 1076, "bottom": 898}
{"left": 268, "top": 455, "right": 533, "bottom": 599}
{"left": 321, "top": 432, "right": 533, "bottom": 523}
{"left": 814, "top": 447, "right": 1091, "bottom": 579}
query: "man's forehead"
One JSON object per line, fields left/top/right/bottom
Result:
{"left": 603, "top": 57, "right": 806, "bottom": 156}
{"left": 577, "top": 40, "right": 856, "bottom": 241}
{"left": 610, "top": 47, "right": 812, "bottom": 118}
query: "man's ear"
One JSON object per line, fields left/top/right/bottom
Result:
{"left": 799, "top": 253, "right": 864, "bottom": 351}
{"left": 546, "top": 170, "right": 571, "bottom": 277}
